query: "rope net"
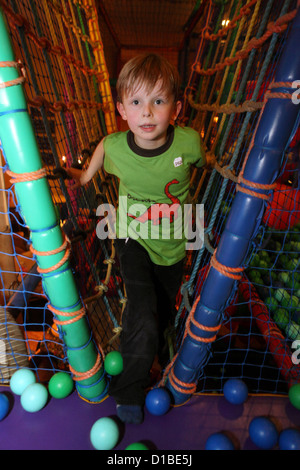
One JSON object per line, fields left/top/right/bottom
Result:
{"left": 174, "top": 0, "right": 300, "bottom": 395}
{"left": 0, "top": 0, "right": 299, "bottom": 400}
{"left": 0, "top": 0, "right": 120, "bottom": 384}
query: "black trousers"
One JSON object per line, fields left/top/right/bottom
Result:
{"left": 108, "top": 238, "right": 184, "bottom": 406}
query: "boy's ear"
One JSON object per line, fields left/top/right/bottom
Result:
{"left": 117, "top": 101, "right": 127, "bottom": 121}
{"left": 173, "top": 100, "right": 182, "bottom": 121}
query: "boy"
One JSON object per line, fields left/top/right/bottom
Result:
{"left": 69, "top": 53, "right": 206, "bottom": 423}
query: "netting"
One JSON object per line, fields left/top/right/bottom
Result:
{"left": 0, "top": 0, "right": 120, "bottom": 391}
{"left": 168, "top": 0, "right": 300, "bottom": 399}
{"left": 0, "top": 0, "right": 299, "bottom": 403}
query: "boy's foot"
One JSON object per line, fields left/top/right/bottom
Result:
{"left": 117, "top": 404, "right": 144, "bottom": 424}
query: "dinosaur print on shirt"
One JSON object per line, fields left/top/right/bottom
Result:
{"left": 127, "top": 179, "right": 180, "bottom": 226}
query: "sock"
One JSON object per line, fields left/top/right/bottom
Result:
{"left": 117, "top": 404, "right": 144, "bottom": 424}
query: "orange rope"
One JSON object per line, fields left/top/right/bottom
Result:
{"left": 8, "top": 166, "right": 70, "bottom": 275}
{"left": 47, "top": 303, "right": 105, "bottom": 384}
{"left": 158, "top": 295, "right": 221, "bottom": 395}
{"left": 0, "top": 60, "right": 26, "bottom": 89}
{"left": 69, "top": 351, "right": 103, "bottom": 382}
{"left": 29, "top": 236, "right": 71, "bottom": 274}
{"left": 47, "top": 303, "right": 86, "bottom": 326}
{"left": 236, "top": 175, "right": 277, "bottom": 200}
{"left": 265, "top": 80, "right": 296, "bottom": 100}
{"left": 196, "top": 7, "right": 298, "bottom": 76}
{"left": 187, "top": 313, "right": 220, "bottom": 343}
{"left": 30, "top": 237, "right": 69, "bottom": 257}
{"left": 0, "top": 0, "right": 104, "bottom": 83}
{"left": 168, "top": 367, "right": 197, "bottom": 395}
{"left": 210, "top": 250, "right": 244, "bottom": 280}
{"left": 203, "top": 0, "right": 259, "bottom": 42}
{"left": 6, "top": 168, "right": 46, "bottom": 183}
{"left": 236, "top": 80, "right": 295, "bottom": 200}
{"left": 26, "top": 95, "right": 104, "bottom": 114}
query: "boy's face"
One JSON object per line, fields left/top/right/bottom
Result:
{"left": 117, "top": 80, "right": 181, "bottom": 150}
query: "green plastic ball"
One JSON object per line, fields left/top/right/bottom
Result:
{"left": 289, "top": 384, "right": 300, "bottom": 410}
{"left": 90, "top": 417, "right": 119, "bottom": 450}
{"left": 48, "top": 372, "right": 74, "bottom": 399}
{"left": 104, "top": 351, "right": 123, "bottom": 376}
{"left": 286, "top": 322, "right": 300, "bottom": 341}
{"left": 125, "top": 442, "right": 149, "bottom": 450}
{"left": 273, "top": 308, "right": 289, "bottom": 329}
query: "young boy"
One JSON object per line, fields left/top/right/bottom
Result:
{"left": 69, "top": 53, "right": 206, "bottom": 423}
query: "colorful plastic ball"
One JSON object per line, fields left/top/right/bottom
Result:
{"left": 125, "top": 442, "right": 149, "bottom": 450}
{"left": 223, "top": 378, "right": 248, "bottom": 405}
{"left": 48, "top": 372, "right": 74, "bottom": 399}
{"left": 0, "top": 393, "right": 10, "bottom": 421}
{"left": 20, "top": 383, "right": 48, "bottom": 413}
{"left": 205, "top": 432, "right": 235, "bottom": 450}
{"left": 279, "top": 428, "right": 300, "bottom": 450}
{"left": 104, "top": 351, "right": 123, "bottom": 376}
{"left": 10, "top": 368, "right": 36, "bottom": 395}
{"left": 90, "top": 417, "right": 119, "bottom": 450}
{"left": 288, "top": 384, "right": 300, "bottom": 410}
{"left": 249, "top": 416, "right": 278, "bottom": 450}
{"left": 145, "top": 388, "right": 171, "bottom": 416}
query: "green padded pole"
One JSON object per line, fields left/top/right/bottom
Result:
{"left": 0, "top": 8, "right": 106, "bottom": 401}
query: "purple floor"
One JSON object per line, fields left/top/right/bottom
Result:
{"left": 1, "top": 384, "right": 299, "bottom": 450}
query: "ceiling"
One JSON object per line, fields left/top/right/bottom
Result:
{"left": 97, "top": 0, "right": 204, "bottom": 49}
{"left": 96, "top": 0, "right": 207, "bottom": 78}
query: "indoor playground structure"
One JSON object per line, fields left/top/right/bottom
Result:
{"left": 0, "top": 0, "right": 300, "bottom": 451}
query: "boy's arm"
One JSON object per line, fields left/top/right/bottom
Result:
{"left": 67, "top": 139, "right": 105, "bottom": 187}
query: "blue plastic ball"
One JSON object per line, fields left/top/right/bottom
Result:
{"left": 223, "top": 378, "right": 248, "bottom": 405}
{"left": 20, "top": 383, "right": 48, "bottom": 413}
{"left": 145, "top": 388, "right": 171, "bottom": 416}
{"left": 279, "top": 428, "right": 300, "bottom": 450}
{"left": 90, "top": 417, "right": 119, "bottom": 450}
{"left": 10, "top": 368, "right": 36, "bottom": 395}
{"left": 205, "top": 432, "right": 235, "bottom": 450}
{"left": 249, "top": 416, "right": 278, "bottom": 449}
{"left": 0, "top": 393, "right": 10, "bottom": 421}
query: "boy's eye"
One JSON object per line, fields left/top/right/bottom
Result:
{"left": 132, "top": 99, "right": 139, "bottom": 105}
{"left": 155, "top": 99, "right": 163, "bottom": 105}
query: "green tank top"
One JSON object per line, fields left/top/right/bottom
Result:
{"left": 103, "top": 125, "right": 205, "bottom": 265}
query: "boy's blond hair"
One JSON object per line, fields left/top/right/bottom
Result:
{"left": 116, "top": 53, "right": 181, "bottom": 103}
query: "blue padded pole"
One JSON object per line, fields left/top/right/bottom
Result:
{"left": 167, "top": 6, "right": 300, "bottom": 404}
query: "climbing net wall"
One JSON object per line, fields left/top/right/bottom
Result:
{"left": 0, "top": 0, "right": 299, "bottom": 404}
{"left": 0, "top": 0, "right": 122, "bottom": 391}
{"left": 169, "top": 0, "right": 300, "bottom": 400}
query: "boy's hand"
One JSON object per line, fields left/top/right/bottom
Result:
{"left": 205, "top": 152, "right": 216, "bottom": 170}
{"left": 65, "top": 167, "right": 83, "bottom": 180}
{"left": 65, "top": 167, "right": 82, "bottom": 190}
{"left": 66, "top": 179, "right": 81, "bottom": 190}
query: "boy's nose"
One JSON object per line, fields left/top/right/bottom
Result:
{"left": 142, "top": 104, "right": 152, "bottom": 117}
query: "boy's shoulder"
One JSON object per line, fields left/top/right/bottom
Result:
{"left": 175, "top": 125, "right": 199, "bottom": 137}
{"left": 104, "top": 130, "right": 128, "bottom": 145}
{"left": 174, "top": 125, "right": 201, "bottom": 145}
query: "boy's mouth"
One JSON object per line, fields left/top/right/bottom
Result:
{"left": 140, "top": 124, "right": 156, "bottom": 131}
